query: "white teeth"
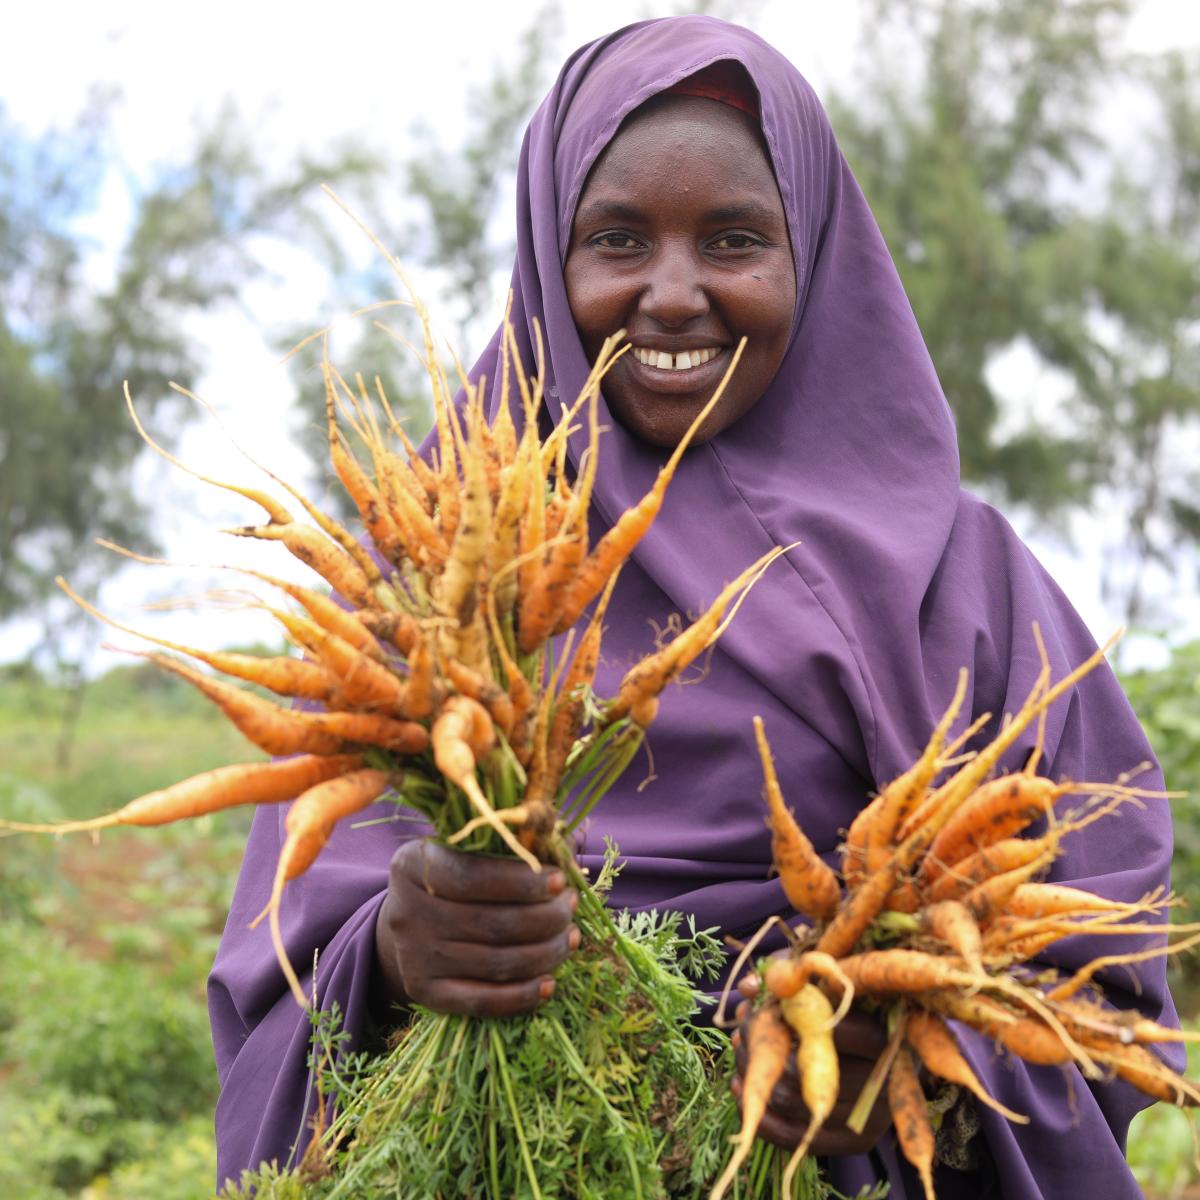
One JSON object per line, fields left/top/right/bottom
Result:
{"left": 633, "top": 347, "right": 720, "bottom": 370}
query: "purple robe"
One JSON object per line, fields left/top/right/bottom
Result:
{"left": 210, "top": 15, "right": 1178, "bottom": 1196}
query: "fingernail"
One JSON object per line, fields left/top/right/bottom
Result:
{"left": 539, "top": 977, "right": 556, "bottom": 1001}
{"left": 546, "top": 871, "right": 566, "bottom": 895}
{"left": 569, "top": 890, "right": 580, "bottom": 911}
{"left": 568, "top": 926, "right": 581, "bottom": 950}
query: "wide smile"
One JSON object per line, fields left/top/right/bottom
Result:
{"left": 623, "top": 345, "right": 730, "bottom": 395}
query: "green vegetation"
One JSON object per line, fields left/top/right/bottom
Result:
{"left": 0, "top": 665, "right": 254, "bottom": 1199}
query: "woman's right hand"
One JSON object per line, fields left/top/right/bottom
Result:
{"left": 374, "top": 839, "right": 580, "bottom": 1018}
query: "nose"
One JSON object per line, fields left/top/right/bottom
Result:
{"left": 637, "top": 241, "right": 709, "bottom": 327}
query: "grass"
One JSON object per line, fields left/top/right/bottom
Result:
{"left": 0, "top": 664, "right": 255, "bottom": 1200}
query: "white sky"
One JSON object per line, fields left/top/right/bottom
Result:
{"left": 1, "top": 0, "right": 1197, "bottom": 672}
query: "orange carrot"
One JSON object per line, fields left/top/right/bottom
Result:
{"left": 962, "top": 848, "right": 1058, "bottom": 926}
{"left": 356, "top": 609, "right": 422, "bottom": 657}
{"left": 268, "top": 767, "right": 395, "bottom": 1005}
{"left": 607, "top": 546, "right": 785, "bottom": 726}
{"left": 709, "top": 1003, "right": 792, "bottom": 1200}
{"left": 0, "top": 754, "right": 363, "bottom": 835}
{"left": 755, "top": 717, "right": 840, "bottom": 922}
{"left": 888, "top": 1046, "right": 936, "bottom": 1200}
{"left": 1007, "top": 882, "right": 1149, "bottom": 921}
{"left": 920, "top": 773, "right": 1068, "bottom": 886}
{"left": 225, "top": 522, "right": 375, "bottom": 609}
{"left": 443, "top": 657, "right": 516, "bottom": 737}
{"left": 431, "top": 702, "right": 537, "bottom": 870}
{"left": 920, "top": 900, "right": 984, "bottom": 974}
{"left": 905, "top": 1010, "right": 1029, "bottom": 1123}
{"left": 267, "top": 608, "right": 407, "bottom": 711}
{"left": 928, "top": 836, "right": 1053, "bottom": 905}
{"left": 833, "top": 949, "right": 981, "bottom": 996}
{"left": 853, "top": 669, "right": 969, "bottom": 880}
{"left": 557, "top": 339, "right": 749, "bottom": 636}
{"left": 55, "top": 576, "right": 339, "bottom": 702}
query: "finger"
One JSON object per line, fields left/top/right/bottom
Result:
{"left": 397, "top": 878, "right": 578, "bottom": 945}
{"left": 431, "top": 926, "right": 580, "bottom": 983}
{"left": 398, "top": 839, "right": 567, "bottom": 903}
{"left": 737, "top": 973, "right": 760, "bottom": 1000}
{"left": 412, "top": 974, "right": 558, "bottom": 1018}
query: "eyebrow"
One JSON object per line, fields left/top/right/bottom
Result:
{"left": 573, "top": 198, "right": 782, "bottom": 228}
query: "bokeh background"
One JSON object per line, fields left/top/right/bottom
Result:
{"left": 1, "top": 1, "right": 1197, "bottom": 1196}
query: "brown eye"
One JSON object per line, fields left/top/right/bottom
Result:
{"left": 711, "top": 233, "right": 760, "bottom": 251}
{"left": 592, "top": 232, "right": 643, "bottom": 250}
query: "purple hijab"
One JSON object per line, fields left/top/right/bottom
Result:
{"left": 210, "top": 16, "right": 1176, "bottom": 1196}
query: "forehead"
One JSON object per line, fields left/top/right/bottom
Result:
{"left": 575, "top": 96, "right": 781, "bottom": 215}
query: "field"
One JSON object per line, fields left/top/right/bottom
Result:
{"left": 0, "top": 656, "right": 1197, "bottom": 1199}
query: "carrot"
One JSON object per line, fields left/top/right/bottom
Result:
{"left": 267, "top": 608, "right": 407, "bottom": 712}
{"left": 267, "top": 767, "right": 395, "bottom": 1005}
{"left": 833, "top": 949, "right": 981, "bottom": 996}
{"left": 962, "top": 847, "right": 1058, "bottom": 926}
{"left": 607, "top": 545, "right": 786, "bottom": 726}
{"left": 543, "top": 574, "right": 619, "bottom": 794}
{"left": 709, "top": 1003, "right": 792, "bottom": 1200}
{"left": 234, "top": 567, "right": 388, "bottom": 661}
{"left": 129, "top": 650, "right": 347, "bottom": 757}
{"left": 904, "top": 1010, "right": 1029, "bottom": 1123}
{"left": 779, "top": 984, "right": 839, "bottom": 1194}
{"left": 435, "top": 399, "right": 493, "bottom": 655}
{"left": 899, "top": 638, "right": 1115, "bottom": 853}
{"left": 55, "top": 576, "right": 340, "bottom": 702}
{"left": 928, "top": 993, "right": 1074, "bottom": 1067}
{"left": 557, "top": 339, "right": 749, "bottom": 636}
{"left": 357, "top": 609, "right": 422, "bottom": 658}
{"left": 323, "top": 370, "right": 407, "bottom": 568}
{"left": 928, "top": 836, "right": 1054, "bottom": 904}
{"left": 1090, "top": 1044, "right": 1200, "bottom": 1107}
{"left": 919, "top": 773, "right": 1068, "bottom": 886}
{"left": 755, "top": 717, "right": 841, "bottom": 922}
{"left": 920, "top": 899, "right": 984, "bottom": 974}
{"left": 815, "top": 859, "right": 901, "bottom": 959}
{"left": 431, "top": 702, "right": 538, "bottom": 870}
{"left": 0, "top": 754, "right": 363, "bottom": 835}
{"left": 224, "top": 522, "right": 375, "bottom": 610}
{"left": 888, "top": 1046, "right": 936, "bottom": 1200}
{"left": 518, "top": 530, "right": 586, "bottom": 653}
{"left": 1008, "top": 882, "right": 1149, "bottom": 921}
{"left": 852, "top": 668, "right": 969, "bottom": 881}
{"left": 443, "top": 657, "right": 515, "bottom": 737}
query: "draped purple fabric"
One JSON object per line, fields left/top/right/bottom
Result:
{"left": 210, "top": 16, "right": 1177, "bottom": 1195}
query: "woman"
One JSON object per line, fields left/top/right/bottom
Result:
{"left": 209, "top": 16, "right": 1176, "bottom": 1197}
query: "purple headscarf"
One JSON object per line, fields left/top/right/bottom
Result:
{"left": 210, "top": 16, "right": 1176, "bottom": 1196}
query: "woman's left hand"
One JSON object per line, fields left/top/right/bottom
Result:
{"left": 730, "top": 997, "right": 893, "bottom": 1156}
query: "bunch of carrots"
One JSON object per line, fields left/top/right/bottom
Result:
{"left": 712, "top": 644, "right": 1197, "bottom": 1200}
{"left": 0, "top": 280, "right": 777, "bottom": 1011}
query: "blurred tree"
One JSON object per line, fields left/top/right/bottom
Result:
{"left": 829, "top": 0, "right": 1131, "bottom": 511}
{"left": 287, "top": 3, "right": 564, "bottom": 518}
{"left": 829, "top": 0, "right": 1199, "bottom": 627}
{"left": 0, "top": 98, "right": 379, "bottom": 632}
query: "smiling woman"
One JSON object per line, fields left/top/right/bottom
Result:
{"left": 208, "top": 15, "right": 1177, "bottom": 1199}
{"left": 564, "top": 90, "right": 797, "bottom": 447}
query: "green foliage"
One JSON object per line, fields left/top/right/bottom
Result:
{"left": 1120, "top": 639, "right": 1200, "bottom": 920}
{"left": 230, "top": 906, "right": 824, "bottom": 1200}
{"left": 0, "top": 669, "right": 249, "bottom": 1199}
{"left": 829, "top": 1, "right": 1200, "bottom": 627}
{"left": 1127, "top": 1035, "right": 1200, "bottom": 1197}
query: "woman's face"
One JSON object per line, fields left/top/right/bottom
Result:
{"left": 564, "top": 96, "right": 797, "bottom": 448}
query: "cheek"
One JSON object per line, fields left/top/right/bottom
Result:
{"left": 564, "top": 261, "right": 631, "bottom": 347}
